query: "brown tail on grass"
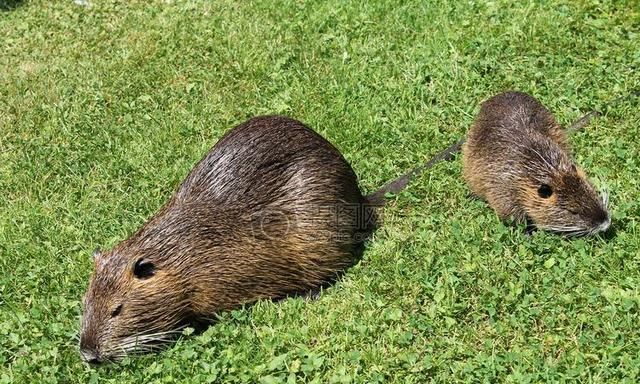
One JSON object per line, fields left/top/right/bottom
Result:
{"left": 365, "top": 139, "right": 465, "bottom": 206}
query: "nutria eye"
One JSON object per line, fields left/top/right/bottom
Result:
{"left": 538, "top": 184, "right": 553, "bottom": 198}
{"left": 133, "top": 258, "right": 155, "bottom": 279}
{"left": 111, "top": 304, "right": 122, "bottom": 318}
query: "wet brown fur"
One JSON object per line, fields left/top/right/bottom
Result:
{"left": 80, "top": 116, "right": 401, "bottom": 363}
{"left": 462, "top": 91, "right": 610, "bottom": 234}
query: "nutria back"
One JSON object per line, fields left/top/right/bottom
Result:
{"left": 80, "top": 116, "right": 374, "bottom": 363}
{"left": 462, "top": 91, "right": 610, "bottom": 235}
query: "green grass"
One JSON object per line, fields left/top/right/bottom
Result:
{"left": 1, "top": 0, "right": 639, "bottom": 382}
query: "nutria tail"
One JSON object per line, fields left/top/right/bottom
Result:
{"left": 365, "top": 138, "right": 465, "bottom": 206}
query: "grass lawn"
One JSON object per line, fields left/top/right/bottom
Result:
{"left": 1, "top": 0, "right": 639, "bottom": 382}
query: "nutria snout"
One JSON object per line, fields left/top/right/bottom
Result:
{"left": 80, "top": 115, "right": 422, "bottom": 363}
{"left": 462, "top": 91, "right": 610, "bottom": 236}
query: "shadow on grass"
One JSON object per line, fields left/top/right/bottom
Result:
{"left": 0, "top": 0, "right": 24, "bottom": 11}
{"left": 599, "top": 223, "right": 618, "bottom": 241}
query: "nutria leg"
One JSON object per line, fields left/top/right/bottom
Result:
{"left": 301, "top": 287, "right": 323, "bottom": 301}
{"left": 524, "top": 217, "right": 537, "bottom": 236}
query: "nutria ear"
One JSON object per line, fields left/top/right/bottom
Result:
{"left": 92, "top": 248, "right": 101, "bottom": 260}
{"left": 133, "top": 258, "right": 155, "bottom": 279}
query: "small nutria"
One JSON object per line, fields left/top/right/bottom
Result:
{"left": 80, "top": 115, "right": 424, "bottom": 363}
{"left": 462, "top": 91, "right": 611, "bottom": 235}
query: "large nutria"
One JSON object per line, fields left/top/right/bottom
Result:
{"left": 462, "top": 91, "right": 611, "bottom": 235}
{"left": 80, "top": 115, "right": 426, "bottom": 363}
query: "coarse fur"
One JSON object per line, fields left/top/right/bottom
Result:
{"left": 80, "top": 116, "right": 412, "bottom": 363}
{"left": 462, "top": 91, "right": 611, "bottom": 235}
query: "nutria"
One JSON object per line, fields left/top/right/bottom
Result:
{"left": 80, "top": 115, "right": 429, "bottom": 363}
{"left": 462, "top": 91, "right": 611, "bottom": 235}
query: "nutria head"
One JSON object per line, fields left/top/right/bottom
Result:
{"left": 79, "top": 248, "right": 189, "bottom": 364}
{"left": 516, "top": 138, "right": 610, "bottom": 236}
